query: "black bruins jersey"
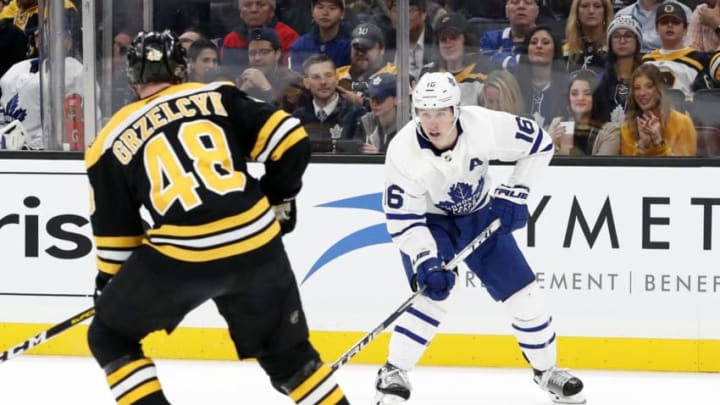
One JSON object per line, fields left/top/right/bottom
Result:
{"left": 85, "top": 82, "right": 310, "bottom": 275}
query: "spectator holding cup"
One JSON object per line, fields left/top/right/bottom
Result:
{"left": 548, "top": 69, "right": 620, "bottom": 155}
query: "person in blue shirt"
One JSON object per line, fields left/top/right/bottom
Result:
{"left": 289, "top": 0, "right": 352, "bottom": 73}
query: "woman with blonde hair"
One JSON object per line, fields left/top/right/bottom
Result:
{"left": 621, "top": 64, "right": 696, "bottom": 156}
{"left": 482, "top": 70, "right": 525, "bottom": 115}
{"left": 563, "top": 0, "right": 614, "bottom": 73}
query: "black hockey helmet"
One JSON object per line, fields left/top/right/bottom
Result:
{"left": 127, "top": 30, "right": 187, "bottom": 85}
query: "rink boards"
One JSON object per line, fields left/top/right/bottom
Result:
{"left": 0, "top": 158, "right": 718, "bottom": 372}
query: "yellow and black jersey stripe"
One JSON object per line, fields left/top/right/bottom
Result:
{"left": 642, "top": 48, "right": 705, "bottom": 72}
{"left": 105, "top": 357, "right": 163, "bottom": 405}
{"left": 85, "top": 81, "right": 310, "bottom": 265}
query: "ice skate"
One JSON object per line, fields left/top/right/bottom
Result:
{"left": 533, "top": 366, "right": 586, "bottom": 404}
{"left": 373, "top": 363, "right": 411, "bottom": 404}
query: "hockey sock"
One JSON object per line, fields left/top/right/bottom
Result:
{"left": 278, "top": 360, "right": 349, "bottom": 405}
{"left": 104, "top": 356, "right": 169, "bottom": 405}
{"left": 388, "top": 294, "right": 449, "bottom": 371}
{"left": 504, "top": 282, "right": 557, "bottom": 371}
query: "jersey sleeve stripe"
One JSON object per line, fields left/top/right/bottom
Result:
{"left": 96, "top": 248, "right": 133, "bottom": 262}
{"left": 529, "top": 128, "right": 547, "bottom": 155}
{"left": 250, "top": 110, "right": 289, "bottom": 160}
{"left": 389, "top": 222, "right": 427, "bottom": 238}
{"left": 386, "top": 213, "right": 426, "bottom": 220}
{"left": 256, "top": 116, "right": 303, "bottom": 162}
{"left": 96, "top": 258, "right": 122, "bottom": 275}
{"left": 269, "top": 126, "right": 308, "bottom": 162}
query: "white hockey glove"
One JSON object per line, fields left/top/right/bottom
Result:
{"left": 272, "top": 199, "right": 297, "bottom": 235}
{"left": 0, "top": 120, "right": 27, "bottom": 150}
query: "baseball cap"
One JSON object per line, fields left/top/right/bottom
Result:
{"left": 435, "top": 12, "right": 469, "bottom": 35}
{"left": 655, "top": 2, "right": 687, "bottom": 25}
{"left": 248, "top": 28, "right": 280, "bottom": 50}
{"left": 312, "top": 0, "right": 345, "bottom": 8}
{"left": 351, "top": 23, "right": 384, "bottom": 49}
{"left": 367, "top": 73, "right": 397, "bottom": 100}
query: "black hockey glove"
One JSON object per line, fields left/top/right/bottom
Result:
{"left": 94, "top": 271, "right": 113, "bottom": 303}
{"left": 272, "top": 199, "right": 297, "bottom": 235}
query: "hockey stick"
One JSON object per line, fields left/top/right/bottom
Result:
{"left": 330, "top": 218, "right": 501, "bottom": 370}
{"left": 0, "top": 306, "right": 95, "bottom": 363}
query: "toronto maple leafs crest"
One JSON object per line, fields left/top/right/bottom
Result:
{"left": 435, "top": 177, "right": 486, "bottom": 215}
{"left": 2, "top": 95, "right": 28, "bottom": 124}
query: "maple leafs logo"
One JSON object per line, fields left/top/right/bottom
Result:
{"left": 4, "top": 95, "right": 27, "bottom": 123}
{"left": 435, "top": 177, "right": 486, "bottom": 215}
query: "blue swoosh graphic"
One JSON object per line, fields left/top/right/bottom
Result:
{"left": 301, "top": 223, "right": 391, "bottom": 284}
{"left": 301, "top": 192, "right": 390, "bottom": 284}
{"left": 316, "top": 192, "right": 384, "bottom": 213}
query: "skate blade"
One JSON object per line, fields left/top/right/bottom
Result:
{"left": 373, "top": 392, "right": 408, "bottom": 405}
{"left": 549, "top": 392, "right": 587, "bottom": 404}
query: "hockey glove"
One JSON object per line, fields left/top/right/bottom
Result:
{"left": 272, "top": 199, "right": 297, "bottom": 235}
{"left": 490, "top": 184, "right": 530, "bottom": 234}
{"left": 414, "top": 254, "right": 455, "bottom": 301}
{"left": 93, "top": 271, "right": 113, "bottom": 303}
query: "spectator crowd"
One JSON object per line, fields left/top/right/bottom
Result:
{"left": 1, "top": 0, "right": 720, "bottom": 156}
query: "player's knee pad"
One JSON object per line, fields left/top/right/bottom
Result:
{"left": 388, "top": 294, "right": 449, "bottom": 370}
{"left": 503, "top": 282, "right": 556, "bottom": 370}
{"left": 264, "top": 355, "right": 348, "bottom": 404}
{"left": 87, "top": 317, "right": 143, "bottom": 367}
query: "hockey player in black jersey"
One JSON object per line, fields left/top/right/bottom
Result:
{"left": 85, "top": 30, "right": 349, "bottom": 405}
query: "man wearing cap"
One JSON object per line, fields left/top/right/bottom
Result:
{"left": 292, "top": 53, "right": 366, "bottom": 153}
{"left": 221, "top": 0, "right": 299, "bottom": 67}
{"left": 355, "top": 72, "right": 400, "bottom": 153}
{"left": 479, "top": 0, "right": 540, "bottom": 70}
{"left": 421, "top": 12, "right": 491, "bottom": 106}
{"left": 616, "top": 0, "right": 692, "bottom": 53}
{"left": 642, "top": 1, "right": 708, "bottom": 98}
{"left": 337, "top": 22, "right": 397, "bottom": 106}
{"left": 289, "top": 0, "right": 352, "bottom": 74}
{"left": 239, "top": 28, "right": 306, "bottom": 113}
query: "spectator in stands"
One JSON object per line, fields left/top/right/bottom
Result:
{"left": 337, "top": 22, "right": 397, "bottom": 106}
{"left": 0, "top": 20, "right": 27, "bottom": 78}
{"left": 289, "top": 0, "right": 352, "bottom": 74}
{"left": 0, "top": 0, "right": 79, "bottom": 58}
{"left": 621, "top": 63, "right": 696, "bottom": 155}
{"left": 482, "top": 69, "right": 526, "bottom": 114}
{"left": 188, "top": 39, "right": 220, "bottom": 83}
{"left": 479, "top": 0, "right": 540, "bottom": 70}
{"left": 563, "top": 0, "right": 614, "bottom": 73}
{"left": 420, "top": 12, "right": 490, "bottom": 106}
{"left": 547, "top": 70, "right": 621, "bottom": 155}
{"left": 642, "top": 2, "right": 707, "bottom": 99}
{"left": 687, "top": 0, "right": 720, "bottom": 52}
{"left": 275, "top": 0, "right": 314, "bottom": 34}
{"left": 385, "top": 0, "right": 438, "bottom": 79}
{"left": 615, "top": 0, "right": 692, "bottom": 53}
{"left": 354, "top": 72, "right": 399, "bottom": 153}
{"left": 178, "top": 28, "right": 206, "bottom": 50}
{"left": 221, "top": 0, "right": 299, "bottom": 67}
{"left": 293, "top": 54, "right": 365, "bottom": 152}
{"left": 238, "top": 28, "right": 306, "bottom": 112}
{"left": 516, "top": 25, "right": 568, "bottom": 127}
{"left": 595, "top": 15, "right": 643, "bottom": 124}
{"left": 112, "top": 31, "right": 132, "bottom": 64}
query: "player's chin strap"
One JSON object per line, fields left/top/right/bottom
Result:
{"left": 330, "top": 218, "right": 501, "bottom": 371}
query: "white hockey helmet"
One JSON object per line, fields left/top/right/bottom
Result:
{"left": 412, "top": 71, "right": 462, "bottom": 127}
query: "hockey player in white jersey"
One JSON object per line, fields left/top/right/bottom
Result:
{"left": 374, "top": 71, "right": 585, "bottom": 404}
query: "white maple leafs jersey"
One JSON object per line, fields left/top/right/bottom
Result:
{"left": 383, "top": 106, "right": 553, "bottom": 261}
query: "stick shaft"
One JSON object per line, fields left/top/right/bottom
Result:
{"left": 331, "top": 219, "right": 501, "bottom": 370}
{"left": 0, "top": 306, "right": 95, "bottom": 363}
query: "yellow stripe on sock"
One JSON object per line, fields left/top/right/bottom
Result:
{"left": 107, "top": 358, "right": 154, "bottom": 387}
{"left": 317, "top": 386, "right": 345, "bottom": 405}
{"left": 289, "top": 363, "right": 332, "bottom": 402}
{"left": 117, "top": 380, "right": 162, "bottom": 405}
